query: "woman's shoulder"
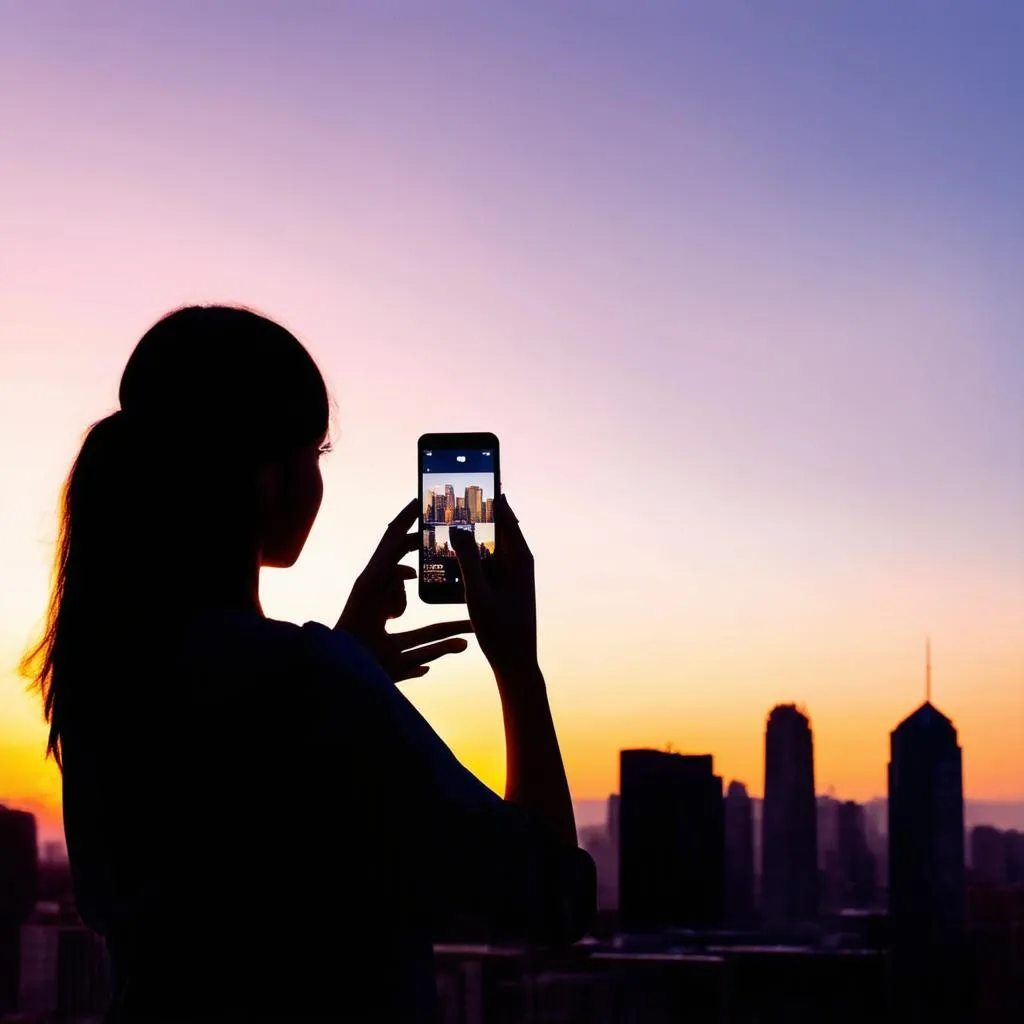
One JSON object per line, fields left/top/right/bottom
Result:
{"left": 181, "top": 607, "right": 304, "bottom": 677}
{"left": 179, "top": 608, "right": 391, "bottom": 696}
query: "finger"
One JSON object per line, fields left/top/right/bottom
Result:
{"left": 495, "top": 494, "right": 532, "bottom": 561}
{"left": 397, "top": 565, "right": 417, "bottom": 582}
{"left": 385, "top": 580, "right": 408, "bottom": 620}
{"left": 393, "top": 620, "right": 474, "bottom": 649}
{"left": 394, "top": 664, "right": 431, "bottom": 683}
{"left": 399, "top": 637, "right": 469, "bottom": 669}
{"left": 449, "top": 529, "right": 487, "bottom": 595}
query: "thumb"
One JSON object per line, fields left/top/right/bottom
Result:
{"left": 450, "top": 529, "right": 486, "bottom": 597}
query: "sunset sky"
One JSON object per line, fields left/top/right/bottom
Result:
{"left": 1, "top": 1, "right": 1022, "bottom": 840}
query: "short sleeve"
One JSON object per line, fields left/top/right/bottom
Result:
{"left": 298, "top": 622, "right": 597, "bottom": 946}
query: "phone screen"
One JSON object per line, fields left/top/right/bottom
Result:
{"left": 419, "top": 433, "right": 499, "bottom": 604}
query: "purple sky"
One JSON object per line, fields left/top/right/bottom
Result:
{"left": 1, "top": 1, "right": 1022, "bottom": 817}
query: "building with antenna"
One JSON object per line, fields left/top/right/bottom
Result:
{"left": 887, "top": 639, "right": 967, "bottom": 1015}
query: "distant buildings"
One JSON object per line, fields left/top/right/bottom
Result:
{"left": 19, "top": 904, "right": 111, "bottom": 1019}
{"left": 836, "top": 801, "right": 876, "bottom": 910}
{"left": 618, "top": 750, "right": 724, "bottom": 931}
{"left": 761, "top": 705, "right": 818, "bottom": 930}
{"left": 724, "top": 782, "right": 755, "bottom": 926}
{"left": 971, "top": 825, "right": 1009, "bottom": 885}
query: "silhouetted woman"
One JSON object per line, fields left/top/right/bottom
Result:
{"left": 24, "top": 306, "right": 595, "bottom": 1022}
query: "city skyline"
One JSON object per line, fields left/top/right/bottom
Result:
{"left": 2, "top": 2, "right": 1022, "bottom": 834}
{"left": 422, "top": 479, "right": 495, "bottom": 526}
{"left": 421, "top": 474, "right": 496, "bottom": 503}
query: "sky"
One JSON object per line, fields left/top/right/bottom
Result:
{"left": 1, "top": 0, "right": 1022, "bottom": 840}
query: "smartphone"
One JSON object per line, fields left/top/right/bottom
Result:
{"left": 418, "top": 432, "right": 500, "bottom": 604}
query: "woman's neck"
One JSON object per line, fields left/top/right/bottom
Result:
{"left": 200, "top": 558, "right": 263, "bottom": 617}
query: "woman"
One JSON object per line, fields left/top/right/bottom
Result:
{"left": 24, "top": 305, "right": 595, "bottom": 1022}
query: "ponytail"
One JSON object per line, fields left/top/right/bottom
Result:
{"left": 23, "top": 409, "right": 259, "bottom": 768}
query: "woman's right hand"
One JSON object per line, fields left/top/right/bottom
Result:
{"left": 450, "top": 495, "right": 539, "bottom": 684}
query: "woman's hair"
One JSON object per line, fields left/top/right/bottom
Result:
{"left": 22, "top": 305, "right": 330, "bottom": 767}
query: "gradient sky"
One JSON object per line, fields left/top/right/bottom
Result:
{"left": 1, "top": 1, "right": 1022, "bottom": 839}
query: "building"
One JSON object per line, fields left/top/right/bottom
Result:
{"left": 431, "top": 490, "right": 446, "bottom": 522}
{"left": 971, "top": 826, "right": 1009, "bottom": 886}
{"left": 0, "top": 807, "right": 39, "bottom": 1014}
{"left": 888, "top": 692, "right": 966, "bottom": 1016}
{"left": 465, "top": 485, "right": 483, "bottom": 524}
{"left": 761, "top": 705, "right": 818, "bottom": 930}
{"left": 888, "top": 700, "right": 965, "bottom": 935}
{"left": 19, "top": 906, "right": 111, "bottom": 1019}
{"left": 836, "top": 801, "right": 876, "bottom": 910}
{"left": 1008, "top": 831, "right": 1024, "bottom": 884}
{"left": 607, "top": 794, "right": 620, "bottom": 848}
{"left": 724, "top": 782, "right": 755, "bottom": 926}
{"left": 618, "top": 750, "right": 724, "bottom": 931}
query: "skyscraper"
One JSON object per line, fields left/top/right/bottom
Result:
{"left": 431, "top": 490, "right": 446, "bottom": 523}
{"left": 724, "top": 781, "right": 755, "bottom": 926}
{"left": 761, "top": 704, "right": 818, "bottom": 930}
{"left": 618, "top": 750, "right": 724, "bottom": 931}
{"left": 888, "top": 643, "right": 966, "bottom": 1015}
{"left": 888, "top": 708, "right": 965, "bottom": 929}
{"left": 465, "top": 485, "right": 483, "bottom": 524}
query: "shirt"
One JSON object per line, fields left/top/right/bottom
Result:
{"left": 60, "top": 608, "right": 596, "bottom": 1022}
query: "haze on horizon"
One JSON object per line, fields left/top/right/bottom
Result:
{"left": 1, "top": 1, "right": 1022, "bottom": 839}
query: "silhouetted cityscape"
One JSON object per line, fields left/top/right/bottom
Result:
{"left": 1, "top": 675, "right": 1022, "bottom": 1021}
{"left": 423, "top": 483, "right": 495, "bottom": 527}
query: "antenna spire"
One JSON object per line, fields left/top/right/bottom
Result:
{"left": 925, "top": 637, "right": 932, "bottom": 704}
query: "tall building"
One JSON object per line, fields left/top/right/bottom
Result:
{"left": 888, "top": 711, "right": 965, "bottom": 936}
{"left": 724, "top": 781, "right": 756, "bottom": 926}
{"left": 465, "top": 485, "right": 484, "bottom": 524}
{"left": 761, "top": 704, "right": 818, "bottom": 930}
{"left": 888, "top": 644, "right": 966, "bottom": 1015}
{"left": 836, "top": 801, "right": 876, "bottom": 909}
{"left": 445, "top": 484, "right": 455, "bottom": 515}
{"left": 431, "top": 490, "right": 446, "bottom": 523}
{"left": 618, "top": 750, "right": 724, "bottom": 931}
{"left": 0, "top": 807, "right": 39, "bottom": 1013}
{"left": 484, "top": 497, "right": 494, "bottom": 523}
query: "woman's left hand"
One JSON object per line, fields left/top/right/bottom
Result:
{"left": 336, "top": 498, "right": 473, "bottom": 682}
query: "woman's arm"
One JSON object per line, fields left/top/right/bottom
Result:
{"left": 450, "top": 496, "right": 577, "bottom": 849}
{"left": 494, "top": 665, "right": 577, "bottom": 848}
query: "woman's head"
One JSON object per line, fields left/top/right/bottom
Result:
{"left": 118, "top": 305, "right": 331, "bottom": 567}
{"left": 24, "top": 305, "right": 331, "bottom": 763}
